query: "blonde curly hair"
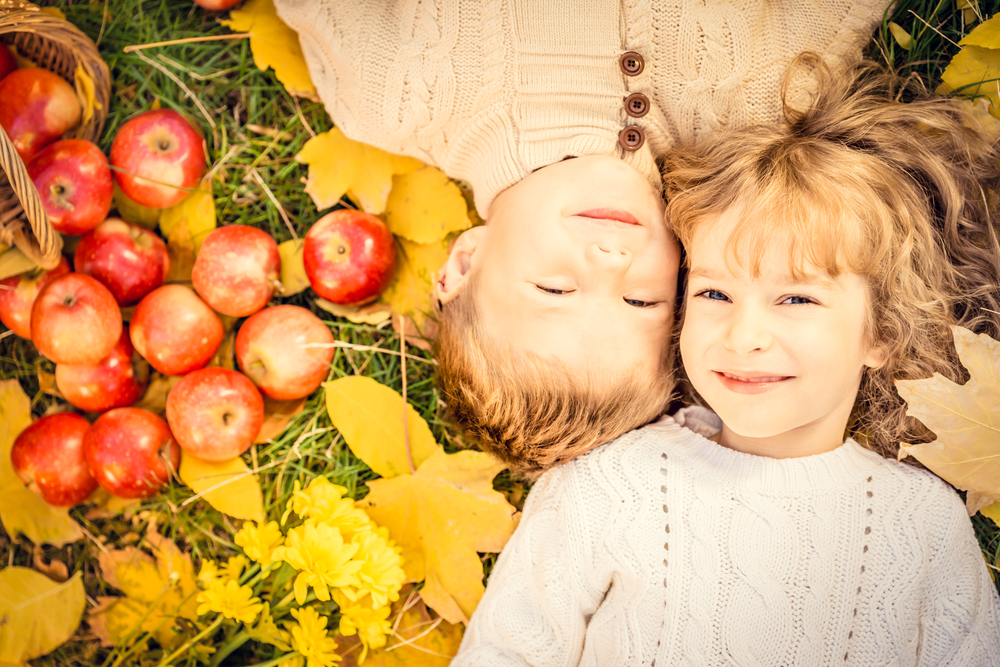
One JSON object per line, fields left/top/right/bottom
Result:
{"left": 661, "top": 53, "right": 1000, "bottom": 460}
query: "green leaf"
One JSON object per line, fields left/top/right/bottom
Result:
{"left": 323, "top": 376, "right": 441, "bottom": 478}
{"left": 0, "top": 568, "right": 85, "bottom": 664}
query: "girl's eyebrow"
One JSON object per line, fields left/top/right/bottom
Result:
{"left": 688, "top": 266, "right": 837, "bottom": 290}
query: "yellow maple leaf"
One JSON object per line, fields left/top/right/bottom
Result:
{"left": 222, "top": 0, "right": 317, "bottom": 99}
{"left": 0, "top": 380, "right": 83, "bottom": 547}
{"left": 179, "top": 453, "right": 266, "bottom": 524}
{"left": 897, "top": 325, "right": 1000, "bottom": 514}
{"left": 278, "top": 239, "right": 310, "bottom": 296}
{"left": 297, "top": 128, "right": 424, "bottom": 214}
{"left": 0, "top": 568, "right": 85, "bottom": 665}
{"left": 359, "top": 449, "right": 516, "bottom": 624}
{"left": 937, "top": 14, "right": 1000, "bottom": 119}
{"left": 324, "top": 376, "right": 440, "bottom": 479}
{"left": 383, "top": 167, "right": 472, "bottom": 244}
{"left": 91, "top": 530, "right": 200, "bottom": 649}
{"left": 159, "top": 185, "right": 216, "bottom": 254}
{"left": 380, "top": 237, "right": 449, "bottom": 329}
{"left": 113, "top": 182, "right": 161, "bottom": 229}
{"left": 339, "top": 588, "right": 463, "bottom": 667}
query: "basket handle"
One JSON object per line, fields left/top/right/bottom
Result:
{"left": 0, "top": 123, "right": 63, "bottom": 269}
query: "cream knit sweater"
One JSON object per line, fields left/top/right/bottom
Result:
{"left": 453, "top": 408, "right": 1000, "bottom": 666}
{"left": 275, "top": 0, "right": 891, "bottom": 217}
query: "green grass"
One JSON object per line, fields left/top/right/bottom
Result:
{"left": 1, "top": 0, "right": 998, "bottom": 664}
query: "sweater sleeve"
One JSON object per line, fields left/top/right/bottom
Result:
{"left": 451, "top": 461, "right": 611, "bottom": 667}
{"left": 916, "top": 488, "right": 1000, "bottom": 667}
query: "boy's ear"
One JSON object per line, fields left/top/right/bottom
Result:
{"left": 436, "top": 226, "right": 486, "bottom": 305}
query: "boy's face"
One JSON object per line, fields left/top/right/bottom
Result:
{"left": 680, "top": 204, "right": 884, "bottom": 457}
{"left": 440, "top": 155, "right": 680, "bottom": 380}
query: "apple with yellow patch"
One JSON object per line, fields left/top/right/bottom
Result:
{"left": 0, "top": 68, "right": 81, "bottom": 161}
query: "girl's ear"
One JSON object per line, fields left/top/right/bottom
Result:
{"left": 436, "top": 226, "right": 486, "bottom": 305}
{"left": 864, "top": 343, "right": 888, "bottom": 370}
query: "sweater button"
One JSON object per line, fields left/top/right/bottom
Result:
{"left": 624, "top": 92, "right": 650, "bottom": 118}
{"left": 619, "top": 51, "right": 645, "bottom": 76}
{"left": 619, "top": 125, "right": 645, "bottom": 151}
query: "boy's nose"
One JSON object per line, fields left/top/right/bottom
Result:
{"left": 586, "top": 243, "right": 631, "bottom": 270}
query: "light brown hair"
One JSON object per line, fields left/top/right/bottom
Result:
{"left": 661, "top": 53, "right": 1000, "bottom": 460}
{"left": 433, "top": 271, "right": 674, "bottom": 479}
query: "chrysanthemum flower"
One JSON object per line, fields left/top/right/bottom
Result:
{"left": 274, "top": 520, "right": 362, "bottom": 605}
{"left": 351, "top": 530, "right": 405, "bottom": 609}
{"left": 288, "top": 605, "right": 341, "bottom": 667}
{"left": 339, "top": 602, "right": 392, "bottom": 664}
{"left": 196, "top": 578, "right": 263, "bottom": 624}
{"left": 235, "top": 520, "right": 284, "bottom": 568}
{"left": 197, "top": 560, "right": 220, "bottom": 587}
{"left": 282, "top": 479, "right": 372, "bottom": 537}
{"left": 223, "top": 555, "right": 250, "bottom": 582}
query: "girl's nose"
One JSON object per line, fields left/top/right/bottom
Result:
{"left": 724, "top": 304, "right": 773, "bottom": 354}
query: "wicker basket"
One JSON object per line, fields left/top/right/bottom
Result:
{"left": 0, "top": 0, "right": 111, "bottom": 269}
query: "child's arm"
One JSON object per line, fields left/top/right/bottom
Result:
{"left": 452, "top": 462, "right": 612, "bottom": 666}
{"left": 916, "top": 489, "right": 1000, "bottom": 666}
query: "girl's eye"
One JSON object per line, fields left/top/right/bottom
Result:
{"left": 695, "top": 289, "right": 730, "bottom": 302}
{"left": 782, "top": 295, "right": 816, "bottom": 305}
{"left": 536, "top": 286, "right": 572, "bottom": 295}
{"left": 624, "top": 298, "right": 656, "bottom": 308}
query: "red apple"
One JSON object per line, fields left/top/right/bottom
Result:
{"left": 0, "top": 258, "right": 71, "bottom": 339}
{"left": 236, "top": 305, "right": 334, "bottom": 400}
{"left": 11, "top": 413, "right": 96, "bottom": 507}
{"left": 130, "top": 284, "right": 222, "bottom": 375}
{"left": 27, "top": 139, "right": 113, "bottom": 235}
{"left": 31, "top": 273, "right": 122, "bottom": 365}
{"left": 303, "top": 210, "right": 397, "bottom": 305}
{"left": 84, "top": 407, "right": 180, "bottom": 499}
{"left": 0, "top": 68, "right": 82, "bottom": 162}
{"left": 193, "top": 0, "right": 242, "bottom": 9}
{"left": 74, "top": 218, "right": 170, "bottom": 306}
{"left": 56, "top": 326, "right": 150, "bottom": 413}
{"left": 0, "top": 45, "right": 16, "bottom": 81}
{"left": 166, "top": 367, "right": 264, "bottom": 460}
{"left": 109, "top": 109, "right": 205, "bottom": 208}
{"left": 191, "top": 226, "right": 280, "bottom": 317}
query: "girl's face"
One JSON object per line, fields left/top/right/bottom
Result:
{"left": 680, "top": 204, "right": 884, "bottom": 458}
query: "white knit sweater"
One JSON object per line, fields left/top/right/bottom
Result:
{"left": 453, "top": 408, "right": 1000, "bottom": 666}
{"left": 275, "top": 0, "right": 890, "bottom": 217}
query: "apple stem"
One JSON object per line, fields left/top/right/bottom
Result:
{"left": 398, "top": 315, "right": 416, "bottom": 475}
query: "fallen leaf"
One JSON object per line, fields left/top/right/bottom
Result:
{"left": 897, "top": 326, "right": 1000, "bottom": 514}
{"left": 959, "top": 9, "right": 1000, "bottom": 48}
{"left": 982, "top": 501, "right": 1000, "bottom": 525}
{"left": 159, "top": 185, "right": 216, "bottom": 254}
{"left": 390, "top": 313, "right": 435, "bottom": 352}
{"left": 937, "top": 14, "right": 1000, "bottom": 120}
{"left": 92, "top": 529, "right": 200, "bottom": 649}
{"left": 380, "top": 237, "right": 449, "bottom": 328}
{"left": 314, "top": 298, "right": 392, "bottom": 326}
{"left": 0, "top": 380, "right": 83, "bottom": 547}
{"left": 74, "top": 65, "right": 100, "bottom": 126}
{"left": 113, "top": 182, "right": 161, "bottom": 229}
{"left": 953, "top": 97, "right": 1000, "bottom": 141}
{"left": 278, "top": 239, "right": 310, "bottom": 296}
{"left": 0, "top": 247, "right": 36, "bottom": 281}
{"left": 36, "top": 367, "right": 61, "bottom": 398}
{"left": 383, "top": 167, "right": 472, "bottom": 244}
{"left": 38, "top": 6, "right": 65, "bottom": 19}
{"left": 888, "top": 21, "right": 912, "bottom": 50}
{"left": 339, "top": 589, "right": 462, "bottom": 667}
{"left": 132, "top": 373, "right": 182, "bottom": 414}
{"left": 179, "top": 453, "right": 266, "bottom": 524}
{"left": 255, "top": 396, "right": 307, "bottom": 444}
{"left": 222, "top": 0, "right": 317, "bottom": 99}
{"left": 208, "top": 331, "right": 236, "bottom": 370}
{"left": 32, "top": 545, "right": 69, "bottom": 582}
{"left": 0, "top": 568, "right": 85, "bottom": 664}
{"left": 84, "top": 489, "right": 142, "bottom": 521}
{"left": 359, "top": 449, "right": 515, "bottom": 624}
{"left": 164, "top": 221, "right": 196, "bottom": 283}
{"left": 297, "top": 128, "right": 423, "bottom": 214}
{"left": 324, "top": 376, "right": 440, "bottom": 479}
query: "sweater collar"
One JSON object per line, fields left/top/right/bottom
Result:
{"left": 649, "top": 407, "right": 886, "bottom": 496}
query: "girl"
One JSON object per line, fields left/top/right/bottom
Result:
{"left": 452, "top": 56, "right": 1000, "bottom": 666}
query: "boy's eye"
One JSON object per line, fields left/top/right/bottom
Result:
{"left": 624, "top": 298, "right": 656, "bottom": 308}
{"left": 536, "top": 286, "right": 572, "bottom": 295}
{"left": 695, "top": 289, "right": 730, "bottom": 302}
{"left": 782, "top": 295, "right": 815, "bottom": 305}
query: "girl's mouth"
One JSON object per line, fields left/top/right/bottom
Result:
{"left": 714, "top": 370, "right": 793, "bottom": 394}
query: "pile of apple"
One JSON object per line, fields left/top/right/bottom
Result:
{"left": 0, "top": 48, "right": 399, "bottom": 509}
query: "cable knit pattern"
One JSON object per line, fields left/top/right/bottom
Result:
{"left": 274, "top": 0, "right": 890, "bottom": 217}
{"left": 452, "top": 408, "right": 1000, "bottom": 666}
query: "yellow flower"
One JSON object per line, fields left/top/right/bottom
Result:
{"left": 278, "top": 656, "right": 305, "bottom": 667}
{"left": 196, "top": 579, "right": 263, "bottom": 624}
{"left": 283, "top": 479, "right": 372, "bottom": 538}
{"left": 274, "top": 521, "right": 362, "bottom": 605}
{"left": 288, "top": 606, "right": 341, "bottom": 667}
{"left": 197, "top": 560, "right": 221, "bottom": 587}
{"left": 351, "top": 530, "right": 405, "bottom": 609}
{"left": 223, "top": 555, "right": 250, "bottom": 582}
{"left": 339, "top": 602, "right": 391, "bottom": 664}
{"left": 235, "top": 520, "right": 284, "bottom": 567}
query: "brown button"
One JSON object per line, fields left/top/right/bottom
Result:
{"left": 619, "top": 51, "right": 645, "bottom": 76}
{"left": 624, "top": 92, "right": 650, "bottom": 118}
{"left": 619, "top": 125, "right": 645, "bottom": 151}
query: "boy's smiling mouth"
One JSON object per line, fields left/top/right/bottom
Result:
{"left": 714, "top": 370, "right": 794, "bottom": 394}
{"left": 573, "top": 208, "right": 642, "bottom": 226}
